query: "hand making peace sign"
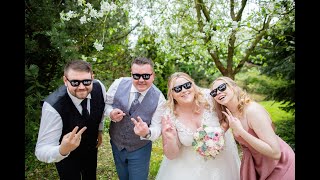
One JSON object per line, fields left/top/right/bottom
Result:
{"left": 222, "top": 108, "right": 244, "bottom": 135}
{"left": 131, "top": 116, "right": 149, "bottom": 137}
{"left": 59, "top": 126, "right": 87, "bottom": 156}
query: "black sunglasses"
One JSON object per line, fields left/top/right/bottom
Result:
{"left": 66, "top": 77, "right": 92, "bottom": 87}
{"left": 172, "top": 82, "right": 192, "bottom": 93}
{"left": 210, "top": 83, "right": 227, "bottom": 97}
{"left": 132, "top": 73, "right": 153, "bottom": 80}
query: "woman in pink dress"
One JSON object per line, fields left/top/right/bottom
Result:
{"left": 210, "top": 76, "right": 295, "bottom": 180}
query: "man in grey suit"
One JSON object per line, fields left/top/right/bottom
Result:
{"left": 105, "top": 57, "right": 166, "bottom": 180}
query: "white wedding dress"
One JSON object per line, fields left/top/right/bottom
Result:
{"left": 155, "top": 89, "right": 241, "bottom": 180}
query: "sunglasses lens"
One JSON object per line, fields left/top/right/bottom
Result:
{"left": 69, "top": 80, "right": 79, "bottom": 87}
{"left": 142, "top": 74, "right": 151, "bottom": 80}
{"left": 173, "top": 86, "right": 181, "bottom": 93}
{"left": 83, "top": 80, "right": 92, "bottom": 86}
{"left": 132, "top": 74, "right": 140, "bottom": 80}
{"left": 218, "top": 83, "right": 227, "bottom": 91}
{"left": 183, "top": 82, "right": 192, "bottom": 89}
{"left": 210, "top": 90, "right": 217, "bottom": 97}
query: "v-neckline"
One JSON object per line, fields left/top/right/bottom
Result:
{"left": 173, "top": 110, "right": 206, "bottom": 134}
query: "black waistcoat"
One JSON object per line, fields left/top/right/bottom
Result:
{"left": 44, "top": 80, "right": 105, "bottom": 156}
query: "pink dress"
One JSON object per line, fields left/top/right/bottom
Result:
{"left": 234, "top": 128, "right": 295, "bottom": 180}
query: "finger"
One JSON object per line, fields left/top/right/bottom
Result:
{"left": 136, "top": 116, "right": 143, "bottom": 123}
{"left": 77, "top": 126, "right": 87, "bottom": 136}
{"left": 161, "top": 115, "right": 166, "bottom": 124}
{"left": 164, "top": 116, "right": 172, "bottom": 127}
{"left": 225, "top": 108, "right": 233, "bottom": 116}
{"left": 116, "top": 109, "right": 122, "bottom": 114}
{"left": 114, "top": 112, "right": 122, "bottom": 119}
{"left": 162, "top": 115, "right": 169, "bottom": 124}
{"left": 222, "top": 111, "right": 231, "bottom": 119}
{"left": 161, "top": 116, "right": 169, "bottom": 128}
{"left": 112, "top": 109, "right": 123, "bottom": 118}
{"left": 64, "top": 132, "right": 72, "bottom": 139}
{"left": 131, "top": 118, "right": 138, "bottom": 125}
{"left": 221, "top": 111, "right": 228, "bottom": 116}
{"left": 165, "top": 116, "right": 170, "bottom": 124}
{"left": 69, "top": 126, "right": 79, "bottom": 139}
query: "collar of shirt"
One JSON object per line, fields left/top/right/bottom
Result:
{"left": 130, "top": 85, "right": 151, "bottom": 97}
{"left": 66, "top": 87, "right": 92, "bottom": 106}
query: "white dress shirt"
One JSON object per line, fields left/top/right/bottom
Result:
{"left": 35, "top": 80, "right": 107, "bottom": 163}
{"left": 105, "top": 77, "right": 167, "bottom": 142}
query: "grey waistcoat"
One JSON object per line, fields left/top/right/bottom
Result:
{"left": 109, "top": 77, "right": 161, "bottom": 152}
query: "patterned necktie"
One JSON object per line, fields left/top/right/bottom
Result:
{"left": 129, "top": 92, "right": 141, "bottom": 115}
{"left": 81, "top": 98, "right": 89, "bottom": 119}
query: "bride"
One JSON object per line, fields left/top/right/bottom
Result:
{"left": 155, "top": 72, "right": 240, "bottom": 180}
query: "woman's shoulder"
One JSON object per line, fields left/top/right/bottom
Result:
{"left": 245, "top": 101, "right": 272, "bottom": 127}
{"left": 245, "top": 101, "right": 265, "bottom": 114}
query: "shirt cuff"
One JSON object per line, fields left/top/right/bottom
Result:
{"left": 140, "top": 129, "right": 151, "bottom": 140}
{"left": 55, "top": 146, "right": 69, "bottom": 162}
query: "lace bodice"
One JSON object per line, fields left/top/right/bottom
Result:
{"left": 165, "top": 88, "right": 220, "bottom": 146}
{"left": 171, "top": 109, "right": 221, "bottom": 146}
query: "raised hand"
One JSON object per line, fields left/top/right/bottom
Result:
{"left": 161, "top": 115, "right": 177, "bottom": 141}
{"left": 110, "top": 108, "right": 126, "bottom": 122}
{"left": 131, "top": 116, "right": 149, "bottom": 137}
{"left": 59, "top": 126, "right": 87, "bottom": 156}
{"left": 161, "top": 115, "right": 180, "bottom": 159}
{"left": 222, "top": 108, "right": 243, "bottom": 135}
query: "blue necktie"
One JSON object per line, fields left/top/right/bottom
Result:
{"left": 129, "top": 92, "right": 140, "bottom": 115}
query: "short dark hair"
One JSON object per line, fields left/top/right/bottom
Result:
{"left": 131, "top": 57, "right": 154, "bottom": 70}
{"left": 64, "top": 60, "right": 93, "bottom": 76}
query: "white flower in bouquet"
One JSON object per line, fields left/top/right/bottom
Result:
{"left": 192, "top": 125, "right": 225, "bottom": 160}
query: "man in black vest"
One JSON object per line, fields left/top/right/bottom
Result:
{"left": 35, "top": 60, "right": 107, "bottom": 180}
{"left": 106, "top": 57, "right": 166, "bottom": 180}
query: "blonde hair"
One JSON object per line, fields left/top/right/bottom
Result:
{"left": 166, "top": 72, "right": 209, "bottom": 116}
{"left": 210, "top": 76, "right": 251, "bottom": 125}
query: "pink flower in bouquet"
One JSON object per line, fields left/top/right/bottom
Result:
{"left": 192, "top": 125, "right": 225, "bottom": 160}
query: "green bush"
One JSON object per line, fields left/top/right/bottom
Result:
{"left": 259, "top": 101, "right": 295, "bottom": 151}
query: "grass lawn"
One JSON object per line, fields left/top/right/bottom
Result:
{"left": 25, "top": 101, "right": 294, "bottom": 179}
{"left": 25, "top": 133, "right": 163, "bottom": 180}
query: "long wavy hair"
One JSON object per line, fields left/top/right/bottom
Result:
{"left": 166, "top": 72, "right": 209, "bottom": 116}
{"left": 210, "top": 76, "right": 252, "bottom": 127}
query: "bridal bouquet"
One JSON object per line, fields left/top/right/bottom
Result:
{"left": 192, "top": 125, "right": 225, "bottom": 160}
